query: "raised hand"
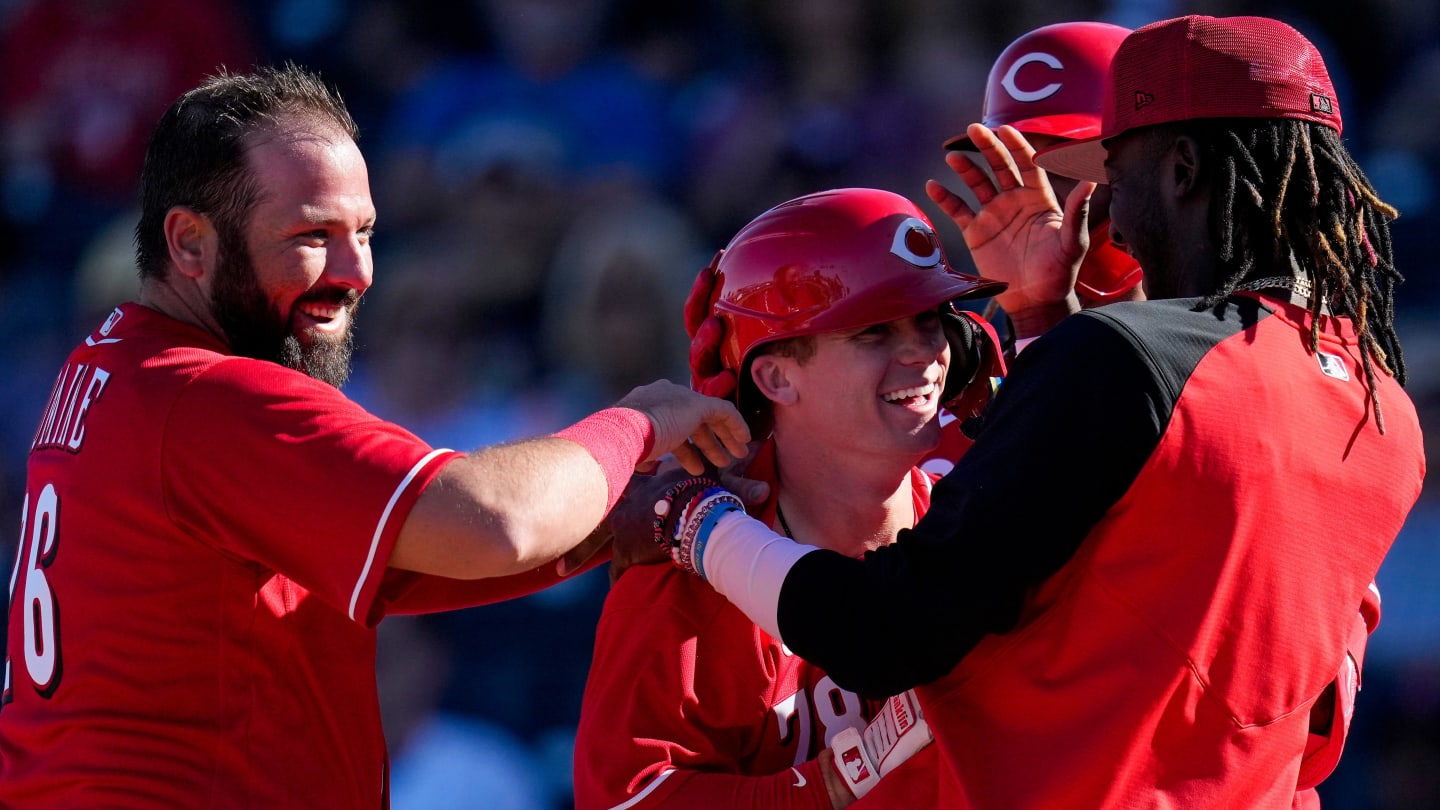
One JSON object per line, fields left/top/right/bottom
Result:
{"left": 926, "top": 124, "right": 1095, "bottom": 338}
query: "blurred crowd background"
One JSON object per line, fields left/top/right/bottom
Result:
{"left": 0, "top": 0, "right": 1435, "bottom": 807}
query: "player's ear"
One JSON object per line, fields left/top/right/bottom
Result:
{"left": 1170, "top": 133, "right": 1204, "bottom": 199}
{"left": 164, "top": 207, "right": 217, "bottom": 281}
{"left": 750, "top": 355, "right": 797, "bottom": 406}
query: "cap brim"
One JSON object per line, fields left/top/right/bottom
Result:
{"left": 1033, "top": 135, "right": 1109, "bottom": 183}
{"left": 832, "top": 272, "right": 1008, "bottom": 327}
{"left": 946, "top": 114, "right": 1105, "bottom": 153}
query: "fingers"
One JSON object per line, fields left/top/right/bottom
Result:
{"left": 945, "top": 150, "right": 999, "bottom": 207}
{"left": 689, "top": 425, "right": 734, "bottom": 469}
{"left": 720, "top": 474, "right": 770, "bottom": 506}
{"left": 672, "top": 397, "right": 751, "bottom": 472}
{"left": 925, "top": 178, "right": 974, "bottom": 231}
{"left": 947, "top": 125, "right": 1059, "bottom": 209}
{"left": 704, "top": 404, "right": 752, "bottom": 460}
{"left": 994, "top": 125, "right": 1047, "bottom": 189}
{"left": 621, "top": 380, "right": 751, "bottom": 469}
{"left": 1061, "top": 180, "right": 1097, "bottom": 261}
{"left": 670, "top": 441, "right": 706, "bottom": 475}
{"left": 677, "top": 416, "right": 751, "bottom": 473}
{"left": 968, "top": 123, "right": 1023, "bottom": 192}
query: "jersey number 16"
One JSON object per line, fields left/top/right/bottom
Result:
{"left": 5, "top": 483, "right": 63, "bottom": 706}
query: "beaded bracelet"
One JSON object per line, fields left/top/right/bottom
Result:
{"left": 687, "top": 495, "right": 743, "bottom": 580}
{"left": 651, "top": 477, "right": 714, "bottom": 548}
{"left": 672, "top": 489, "right": 744, "bottom": 580}
{"left": 673, "top": 487, "right": 725, "bottom": 573}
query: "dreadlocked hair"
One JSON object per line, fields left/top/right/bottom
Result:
{"left": 1189, "top": 118, "right": 1404, "bottom": 432}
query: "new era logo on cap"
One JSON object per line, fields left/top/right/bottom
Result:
{"left": 1135, "top": 91, "right": 1154, "bottom": 110}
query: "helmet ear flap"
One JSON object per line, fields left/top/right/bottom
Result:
{"left": 940, "top": 310, "right": 1008, "bottom": 422}
{"left": 685, "top": 252, "right": 740, "bottom": 401}
{"left": 688, "top": 313, "right": 738, "bottom": 400}
{"left": 697, "top": 369, "right": 738, "bottom": 400}
{"left": 684, "top": 250, "right": 726, "bottom": 339}
{"left": 689, "top": 316, "right": 725, "bottom": 380}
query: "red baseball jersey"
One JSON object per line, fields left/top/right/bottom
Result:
{"left": 0, "top": 303, "right": 582, "bottom": 807}
{"left": 920, "top": 294, "right": 1423, "bottom": 808}
{"left": 774, "top": 292, "right": 1426, "bottom": 807}
{"left": 573, "top": 440, "right": 939, "bottom": 810}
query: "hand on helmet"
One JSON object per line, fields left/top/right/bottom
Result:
{"left": 926, "top": 124, "right": 1090, "bottom": 338}
{"left": 685, "top": 257, "right": 741, "bottom": 400}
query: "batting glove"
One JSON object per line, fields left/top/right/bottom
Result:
{"left": 829, "top": 690, "right": 933, "bottom": 799}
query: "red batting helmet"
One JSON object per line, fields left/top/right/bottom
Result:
{"left": 944, "top": 21, "right": 1131, "bottom": 151}
{"left": 943, "top": 21, "right": 1141, "bottom": 299}
{"left": 684, "top": 188, "right": 1005, "bottom": 400}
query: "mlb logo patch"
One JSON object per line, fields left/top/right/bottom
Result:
{"left": 1317, "top": 351, "right": 1349, "bottom": 381}
{"left": 840, "top": 745, "right": 870, "bottom": 782}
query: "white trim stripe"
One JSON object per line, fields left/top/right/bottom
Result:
{"left": 347, "top": 448, "right": 452, "bottom": 621}
{"left": 606, "top": 769, "right": 676, "bottom": 810}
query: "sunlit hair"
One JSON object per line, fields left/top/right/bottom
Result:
{"left": 134, "top": 63, "right": 359, "bottom": 280}
{"left": 1187, "top": 118, "right": 1404, "bottom": 431}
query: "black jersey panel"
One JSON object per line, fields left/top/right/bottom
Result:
{"left": 776, "top": 297, "right": 1270, "bottom": 695}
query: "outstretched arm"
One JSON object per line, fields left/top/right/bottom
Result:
{"left": 390, "top": 380, "right": 751, "bottom": 579}
{"left": 662, "top": 314, "right": 1167, "bottom": 696}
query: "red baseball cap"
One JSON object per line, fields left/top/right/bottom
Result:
{"left": 943, "top": 21, "right": 1131, "bottom": 151}
{"left": 1034, "top": 15, "right": 1343, "bottom": 183}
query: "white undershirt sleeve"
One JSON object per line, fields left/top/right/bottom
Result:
{"left": 701, "top": 510, "right": 820, "bottom": 640}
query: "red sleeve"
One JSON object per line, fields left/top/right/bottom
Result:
{"left": 647, "top": 743, "right": 937, "bottom": 810}
{"left": 160, "top": 358, "right": 457, "bottom": 626}
{"left": 616, "top": 762, "right": 830, "bottom": 810}
{"left": 574, "top": 566, "right": 832, "bottom": 810}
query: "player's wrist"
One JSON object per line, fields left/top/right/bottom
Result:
{"left": 554, "top": 407, "right": 656, "bottom": 511}
{"left": 830, "top": 691, "right": 933, "bottom": 800}
{"left": 1002, "top": 295, "right": 1080, "bottom": 340}
{"left": 654, "top": 481, "right": 744, "bottom": 579}
{"left": 819, "top": 749, "right": 859, "bottom": 809}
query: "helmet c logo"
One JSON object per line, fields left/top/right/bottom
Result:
{"left": 1001, "top": 51, "right": 1063, "bottom": 103}
{"left": 890, "top": 218, "right": 941, "bottom": 267}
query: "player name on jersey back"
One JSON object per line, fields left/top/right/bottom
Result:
{"left": 31, "top": 361, "right": 110, "bottom": 453}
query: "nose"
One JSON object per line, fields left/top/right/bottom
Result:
{"left": 328, "top": 233, "right": 373, "bottom": 293}
{"left": 897, "top": 317, "right": 948, "bottom": 365}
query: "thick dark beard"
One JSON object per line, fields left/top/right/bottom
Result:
{"left": 210, "top": 226, "right": 359, "bottom": 388}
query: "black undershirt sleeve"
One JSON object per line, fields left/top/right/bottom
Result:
{"left": 775, "top": 307, "right": 1178, "bottom": 697}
